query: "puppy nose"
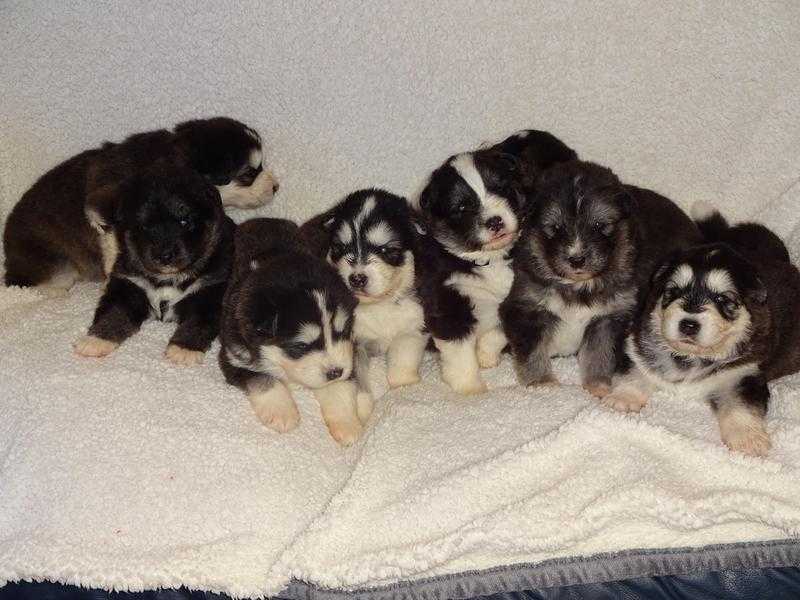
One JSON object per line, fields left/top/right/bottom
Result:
{"left": 326, "top": 367, "right": 343, "bottom": 381}
{"left": 348, "top": 273, "right": 368, "bottom": 289}
{"left": 679, "top": 319, "right": 700, "bottom": 337}
{"left": 272, "top": 182, "right": 280, "bottom": 194}
{"left": 485, "top": 216, "right": 504, "bottom": 232}
{"left": 568, "top": 255, "right": 586, "bottom": 268}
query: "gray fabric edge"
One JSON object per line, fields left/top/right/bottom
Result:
{"left": 278, "top": 538, "right": 800, "bottom": 600}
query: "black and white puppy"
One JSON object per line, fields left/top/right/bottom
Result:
{"left": 4, "top": 117, "right": 277, "bottom": 293}
{"left": 500, "top": 161, "right": 701, "bottom": 396}
{"left": 219, "top": 218, "right": 369, "bottom": 446}
{"left": 414, "top": 148, "right": 527, "bottom": 394}
{"left": 605, "top": 205, "right": 800, "bottom": 456}
{"left": 301, "top": 189, "right": 429, "bottom": 390}
{"left": 73, "top": 162, "right": 235, "bottom": 365}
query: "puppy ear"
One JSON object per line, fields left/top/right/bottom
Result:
{"left": 418, "top": 186, "right": 433, "bottom": 212}
{"left": 85, "top": 183, "right": 122, "bottom": 233}
{"left": 746, "top": 277, "right": 768, "bottom": 305}
{"left": 409, "top": 212, "right": 428, "bottom": 236}
{"left": 651, "top": 252, "right": 680, "bottom": 287}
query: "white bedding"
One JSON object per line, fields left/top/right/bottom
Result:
{"left": 1, "top": 1, "right": 800, "bottom": 598}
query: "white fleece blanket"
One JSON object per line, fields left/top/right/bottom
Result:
{"left": 2, "top": 1, "right": 800, "bottom": 598}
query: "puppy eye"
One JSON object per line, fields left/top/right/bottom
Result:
{"left": 544, "top": 223, "right": 564, "bottom": 238}
{"left": 714, "top": 294, "right": 738, "bottom": 310}
{"left": 593, "top": 221, "right": 613, "bottom": 236}
{"left": 179, "top": 218, "right": 190, "bottom": 228}
{"left": 380, "top": 246, "right": 402, "bottom": 260}
{"left": 286, "top": 342, "right": 309, "bottom": 353}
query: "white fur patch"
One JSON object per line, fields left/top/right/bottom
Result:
{"left": 451, "top": 153, "right": 486, "bottom": 197}
{"left": 248, "top": 148, "right": 262, "bottom": 169}
{"left": 335, "top": 223, "right": 353, "bottom": 244}
{"left": 122, "top": 275, "right": 205, "bottom": 322}
{"left": 671, "top": 264, "right": 694, "bottom": 288}
{"left": 434, "top": 336, "right": 486, "bottom": 395}
{"left": 445, "top": 250, "right": 514, "bottom": 337}
{"left": 706, "top": 269, "right": 733, "bottom": 294}
{"left": 690, "top": 200, "right": 717, "bottom": 222}
{"left": 314, "top": 379, "right": 362, "bottom": 446}
{"left": 73, "top": 335, "right": 119, "bottom": 358}
{"left": 365, "top": 222, "right": 393, "bottom": 247}
{"left": 217, "top": 168, "right": 277, "bottom": 209}
{"left": 297, "top": 323, "right": 322, "bottom": 344}
{"left": 333, "top": 306, "right": 349, "bottom": 333}
{"left": 164, "top": 343, "right": 204, "bottom": 366}
{"left": 247, "top": 380, "right": 300, "bottom": 433}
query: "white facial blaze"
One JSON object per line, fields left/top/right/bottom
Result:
{"left": 450, "top": 152, "right": 517, "bottom": 248}
{"left": 248, "top": 148, "right": 263, "bottom": 168}
{"left": 335, "top": 223, "right": 353, "bottom": 245}
{"left": 333, "top": 306, "right": 349, "bottom": 333}
{"left": 365, "top": 222, "right": 393, "bottom": 246}
{"left": 313, "top": 290, "right": 353, "bottom": 378}
{"left": 297, "top": 323, "right": 322, "bottom": 344}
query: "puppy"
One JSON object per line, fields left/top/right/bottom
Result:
{"left": 73, "top": 162, "right": 235, "bottom": 366}
{"left": 301, "top": 189, "right": 429, "bottom": 390}
{"left": 4, "top": 117, "right": 277, "bottom": 293}
{"left": 219, "top": 218, "right": 368, "bottom": 446}
{"left": 500, "top": 161, "right": 701, "bottom": 396}
{"left": 605, "top": 205, "right": 800, "bottom": 456}
{"left": 413, "top": 147, "right": 528, "bottom": 394}
{"left": 487, "top": 129, "right": 578, "bottom": 198}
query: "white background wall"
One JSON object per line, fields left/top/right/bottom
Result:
{"left": 1, "top": 2, "right": 798, "bottom": 239}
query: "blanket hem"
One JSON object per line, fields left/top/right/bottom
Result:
{"left": 279, "top": 538, "right": 800, "bottom": 600}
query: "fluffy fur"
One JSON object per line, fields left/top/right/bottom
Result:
{"left": 4, "top": 117, "right": 277, "bottom": 292}
{"left": 219, "top": 218, "right": 367, "bottom": 445}
{"left": 414, "top": 147, "right": 529, "bottom": 394}
{"left": 73, "top": 162, "right": 235, "bottom": 364}
{"left": 501, "top": 160, "right": 701, "bottom": 396}
{"left": 300, "top": 189, "right": 430, "bottom": 391}
{"left": 607, "top": 207, "right": 800, "bottom": 456}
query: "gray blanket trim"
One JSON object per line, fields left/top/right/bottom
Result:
{"left": 279, "top": 539, "right": 800, "bottom": 600}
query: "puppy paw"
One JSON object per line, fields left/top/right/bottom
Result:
{"left": 523, "top": 374, "right": 560, "bottom": 388}
{"left": 326, "top": 418, "right": 363, "bottom": 447}
{"left": 445, "top": 373, "right": 488, "bottom": 396}
{"left": 73, "top": 335, "right": 119, "bottom": 358}
{"left": 477, "top": 346, "right": 501, "bottom": 369}
{"left": 387, "top": 367, "right": 420, "bottom": 388}
{"left": 254, "top": 401, "right": 300, "bottom": 433}
{"left": 164, "top": 344, "right": 205, "bottom": 366}
{"left": 356, "top": 390, "right": 375, "bottom": 424}
{"left": 602, "top": 387, "right": 648, "bottom": 413}
{"left": 583, "top": 379, "right": 612, "bottom": 398}
{"left": 720, "top": 413, "right": 771, "bottom": 457}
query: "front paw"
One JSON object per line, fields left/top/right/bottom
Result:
{"left": 602, "top": 387, "right": 648, "bottom": 413}
{"left": 387, "top": 366, "right": 420, "bottom": 388}
{"left": 249, "top": 387, "right": 300, "bottom": 433}
{"left": 326, "top": 418, "right": 363, "bottom": 446}
{"left": 443, "top": 369, "right": 488, "bottom": 395}
{"left": 583, "top": 379, "right": 612, "bottom": 398}
{"left": 477, "top": 345, "right": 501, "bottom": 369}
{"left": 356, "top": 390, "right": 374, "bottom": 424}
{"left": 164, "top": 343, "right": 205, "bottom": 366}
{"left": 73, "top": 335, "right": 119, "bottom": 358}
{"left": 720, "top": 414, "right": 771, "bottom": 457}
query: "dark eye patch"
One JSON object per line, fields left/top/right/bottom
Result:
{"left": 236, "top": 164, "right": 262, "bottom": 187}
{"left": 712, "top": 292, "right": 740, "bottom": 320}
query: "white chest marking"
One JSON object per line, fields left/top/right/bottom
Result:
{"left": 123, "top": 275, "right": 204, "bottom": 322}
{"left": 354, "top": 296, "right": 425, "bottom": 353}
{"left": 546, "top": 291, "right": 635, "bottom": 357}
{"left": 446, "top": 255, "right": 514, "bottom": 335}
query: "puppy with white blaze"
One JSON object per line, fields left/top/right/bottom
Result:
{"left": 415, "top": 134, "right": 575, "bottom": 395}
{"left": 73, "top": 162, "right": 235, "bottom": 365}
{"left": 500, "top": 161, "right": 701, "bottom": 396}
{"left": 606, "top": 205, "right": 800, "bottom": 456}
{"left": 4, "top": 117, "right": 278, "bottom": 294}
{"left": 301, "top": 189, "right": 429, "bottom": 392}
{"left": 219, "top": 219, "right": 368, "bottom": 446}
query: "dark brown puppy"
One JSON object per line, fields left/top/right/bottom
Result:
{"left": 607, "top": 205, "right": 800, "bottom": 456}
{"left": 3, "top": 117, "right": 276, "bottom": 293}
{"left": 73, "top": 162, "right": 235, "bottom": 366}
{"left": 500, "top": 161, "right": 702, "bottom": 396}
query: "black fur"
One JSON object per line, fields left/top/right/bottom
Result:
{"left": 4, "top": 117, "right": 271, "bottom": 289}
{"left": 501, "top": 160, "right": 701, "bottom": 390}
{"left": 80, "top": 162, "right": 234, "bottom": 355}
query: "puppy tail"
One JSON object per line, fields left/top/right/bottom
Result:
{"left": 691, "top": 200, "right": 729, "bottom": 241}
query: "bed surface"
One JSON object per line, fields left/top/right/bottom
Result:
{"left": 2, "top": 2, "right": 800, "bottom": 599}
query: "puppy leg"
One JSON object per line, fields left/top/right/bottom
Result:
{"left": 386, "top": 333, "right": 427, "bottom": 388}
{"left": 603, "top": 366, "right": 654, "bottom": 413}
{"left": 354, "top": 344, "right": 374, "bottom": 424}
{"left": 247, "top": 378, "right": 300, "bottom": 433}
{"left": 500, "top": 301, "right": 559, "bottom": 386}
{"left": 476, "top": 328, "right": 507, "bottom": 369}
{"left": 579, "top": 313, "right": 628, "bottom": 398}
{"left": 166, "top": 282, "right": 226, "bottom": 366}
{"left": 37, "top": 264, "right": 80, "bottom": 298}
{"left": 712, "top": 374, "right": 771, "bottom": 457}
{"left": 314, "top": 379, "right": 363, "bottom": 446}
{"left": 74, "top": 277, "right": 150, "bottom": 358}
{"left": 434, "top": 336, "right": 486, "bottom": 395}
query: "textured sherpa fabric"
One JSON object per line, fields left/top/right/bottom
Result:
{"left": 1, "top": 1, "right": 800, "bottom": 599}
